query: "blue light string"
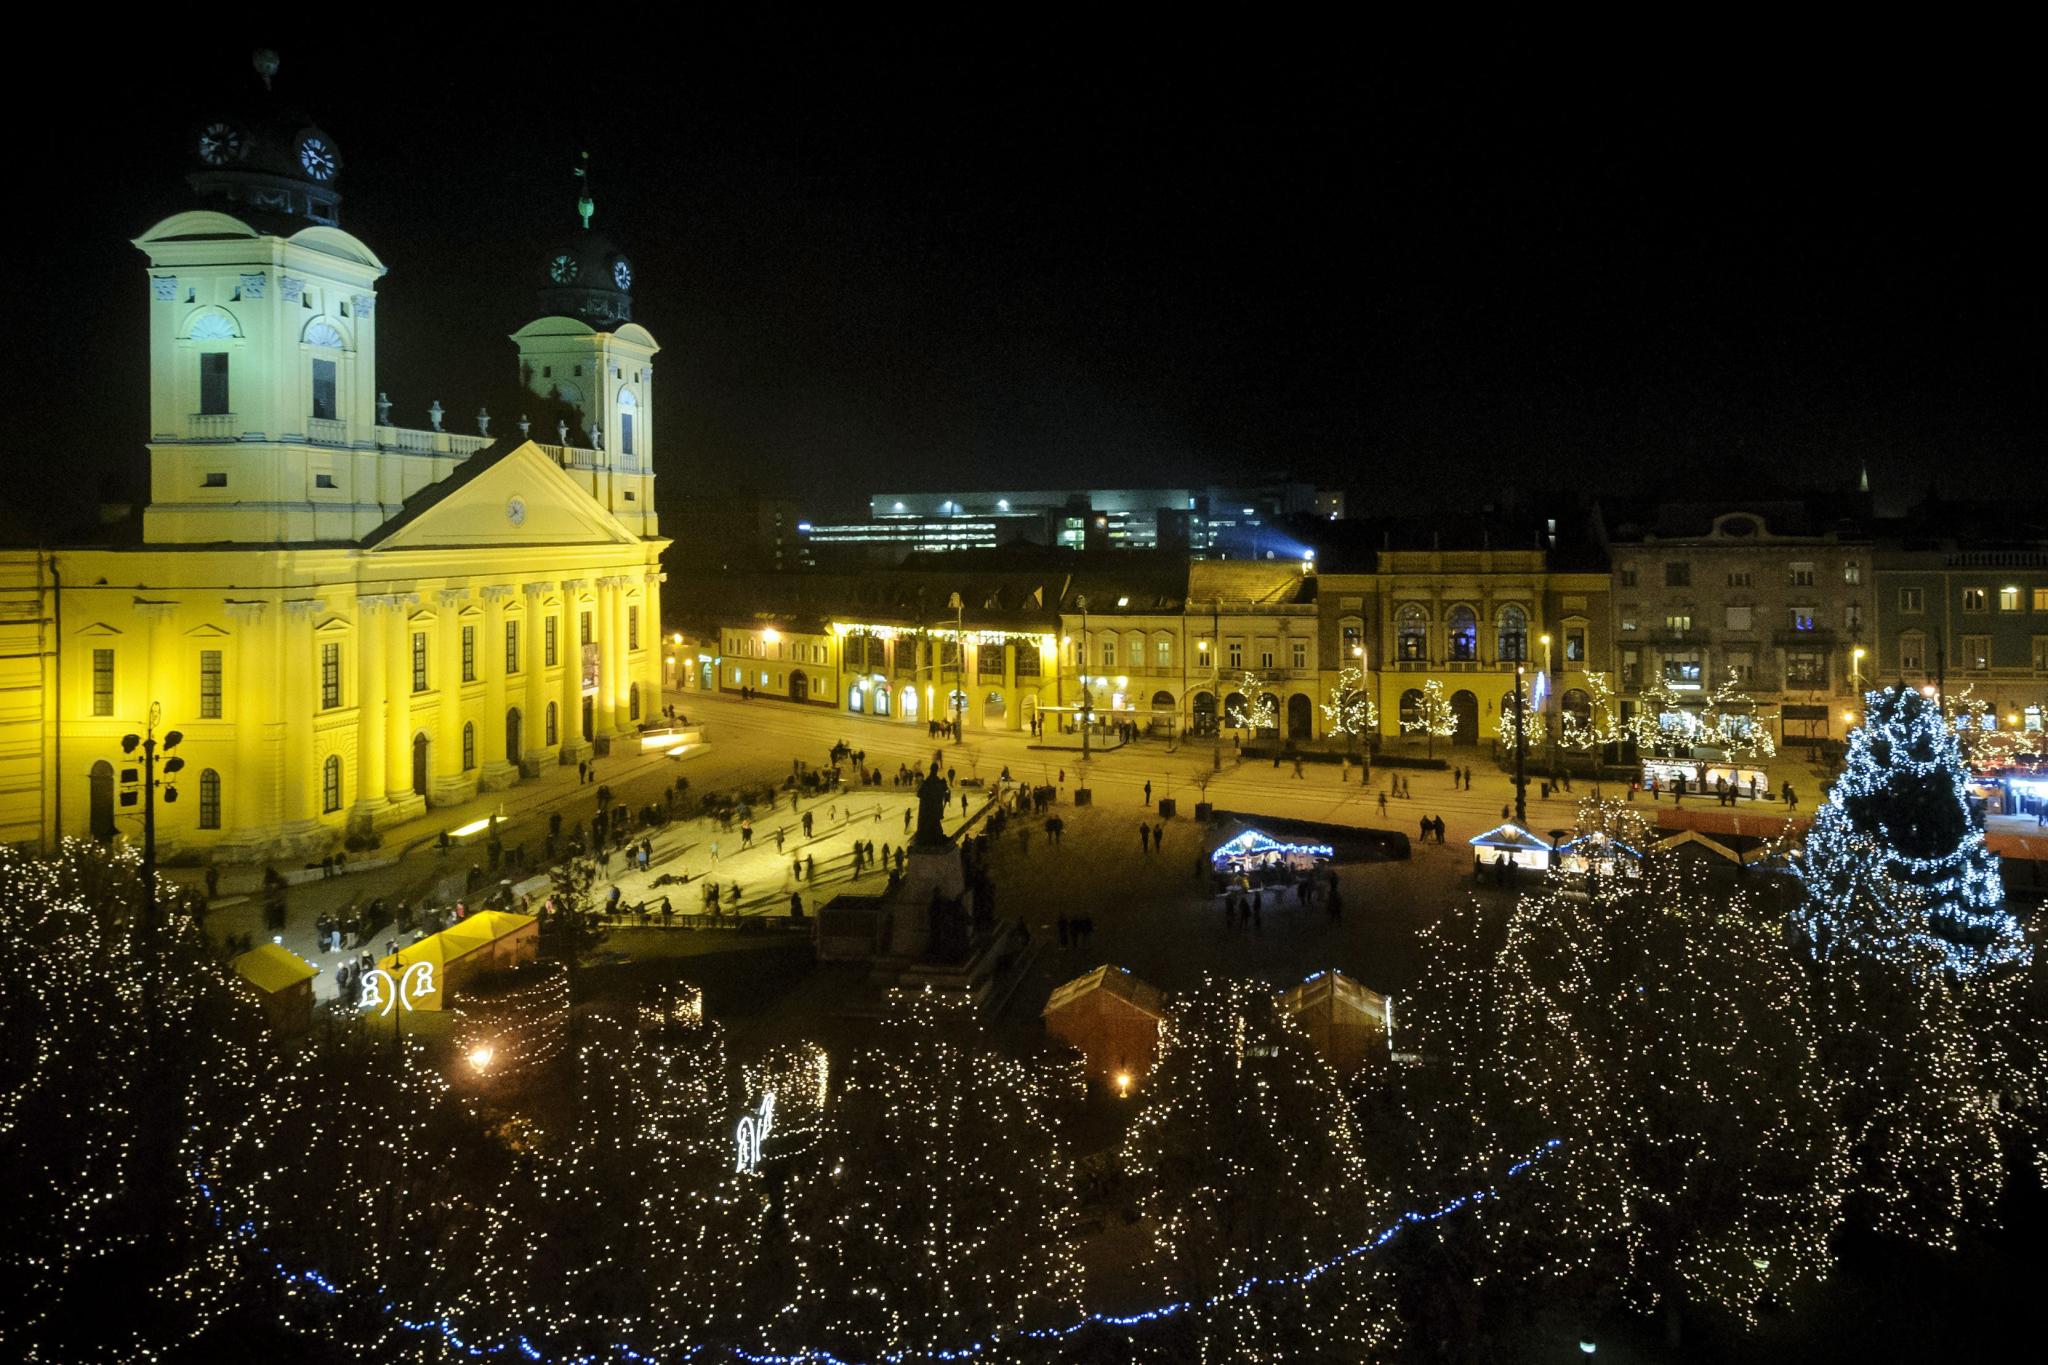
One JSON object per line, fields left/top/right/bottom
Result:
{"left": 193, "top": 1139, "right": 1561, "bottom": 1364}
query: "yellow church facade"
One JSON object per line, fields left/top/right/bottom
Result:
{"left": 0, "top": 78, "right": 669, "bottom": 858}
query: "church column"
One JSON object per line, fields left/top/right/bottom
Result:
{"left": 641, "top": 569, "right": 667, "bottom": 715}
{"left": 615, "top": 575, "right": 637, "bottom": 726}
{"left": 595, "top": 575, "right": 621, "bottom": 740}
{"left": 386, "top": 595, "right": 420, "bottom": 804}
{"left": 353, "top": 595, "right": 388, "bottom": 821}
{"left": 280, "top": 597, "right": 323, "bottom": 832}
{"left": 433, "top": 588, "right": 469, "bottom": 800}
{"left": 559, "top": 580, "right": 588, "bottom": 760}
{"left": 479, "top": 585, "right": 517, "bottom": 789}
{"left": 223, "top": 601, "right": 272, "bottom": 846}
{"left": 1003, "top": 640, "right": 1020, "bottom": 730}
{"left": 522, "top": 583, "right": 551, "bottom": 767}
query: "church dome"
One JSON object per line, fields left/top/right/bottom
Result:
{"left": 538, "top": 230, "right": 633, "bottom": 326}
{"left": 533, "top": 152, "right": 633, "bottom": 327}
{"left": 186, "top": 50, "right": 343, "bottom": 227}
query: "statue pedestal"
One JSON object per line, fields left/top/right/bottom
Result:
{"left": 887, "top": 845, "right": 967, "bottom": 962}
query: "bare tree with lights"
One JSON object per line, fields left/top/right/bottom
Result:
{"left": 1400, "top": 678, "right": 1458, "bottom": 758}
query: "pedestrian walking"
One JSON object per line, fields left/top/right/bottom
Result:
{"left": 1140, "top": 823, "right": 1151, "bottom": 853}
{"left": 1153, "top": 822, "right": 1164, "bottom": 852}
{"left": 1143, "top": 779, "right": 1153, "bottom": 805}
{"left": 1377, "top": 791, "right": 1388, "bottom": 816}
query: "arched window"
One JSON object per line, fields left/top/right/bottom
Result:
{"left": 1561, "top": 688, "right": 1591, "bottom": 730}
{"left": 1497, "top": 604, "right": 1528, "bottom": 662}
{"left": 1397, "top": 604, "right": 1428, "bottom": 661}
{"left": 198, "top": 769, "right": 222, "bottom": 829}
{"left": 1447, "top": 606, "right": 1478, "bottom": 661}
{"left": 546, "top": 701, "right": 559, "bottom": 745}
{"left": 1339, "top": 616, "right": 1364, "bottom": 662}
{"left": 617, "top": 387, "right": 638, "bottom": 462}
{"left": 462, "top": 722, "right": 476, "bottom": 771}
{"left": 322, "top": 755, "right": 342, "bottom": 813}
{"left": 1400, "top": 688, "right": 1425, "bottom": 728}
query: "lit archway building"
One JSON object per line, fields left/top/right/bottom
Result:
{"left": 0, "top": 67, "right": 668, "bottom": 855}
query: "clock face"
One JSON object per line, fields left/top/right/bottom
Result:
{"left": 549, "top": 253, "right": 578, "bottom": 285}
{"left": 197, "top": 121, "right": 243, "bottom": 166}
{"left": 506, "top": 497, "right": 527, "bottom": 528}
{"left": 613, "top": 258, "right": 633, "bottom": 290}
{"left": 296, "top": 132, "right": 339, "bottom": 182}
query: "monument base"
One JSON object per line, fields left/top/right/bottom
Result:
{"left": 886, "top": 845, "right": 967, "bottom": 961}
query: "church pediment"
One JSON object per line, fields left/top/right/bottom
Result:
{"left": 364, "top": 442, "right": 640, "bottom": 552}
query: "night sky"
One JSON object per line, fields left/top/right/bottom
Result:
{"left": 22, "top": 32, "right": 2037, "bottom": 531}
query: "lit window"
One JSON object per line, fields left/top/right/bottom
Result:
{"left": 199, "top": 649, "right": 222, "bottom": 718}
{"left": 92, "top": 648, "right": 114, "bottom": 716}
{"left": 321, "top": 642, "right": 341, "bottom": 708}
{"left": 1999, "top": 586, "right": 2021, "bottom": 612}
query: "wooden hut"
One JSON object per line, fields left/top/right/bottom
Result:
{"left": 230, "top": 942, "right": 318, "bottom": 1035}
{"left": 1279, "top": 969, "right": 1389, "bottom": 1075}
{"left": 1042, "top": 964, "right": 1166, "bottom": 1093}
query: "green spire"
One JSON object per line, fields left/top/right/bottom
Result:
{"left": 574, "top": 150, "right": 594, "bottom": 230}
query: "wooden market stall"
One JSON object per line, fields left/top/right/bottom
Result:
{"left": 1043, "top": 964, "right": 1166, "bottom": 1093}
{"left": 1279, "top": 969, "right": 1389, "bottom": 1075}
{"left": 376, "top": 909, "right": 538, "bottom": 1011}
{"left": 230, "top": 942, "right": 318, "bottom": 1035}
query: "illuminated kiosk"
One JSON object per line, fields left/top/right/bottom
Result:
{"left": 1043, "top": 964, "right": 1165, "bottom": 1093}
{"left": 1469, "top": 822, "right": 1552, "bottom": 876}
{"left": 230, "top": 942, "right": 319, "bottom": 1035}
{"left": 1278, "top": 969, "right": 1389, "bottom": 1076}
{"left": 1209, "top": 826, "right": 1334, "bottom": 889}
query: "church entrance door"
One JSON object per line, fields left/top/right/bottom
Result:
{"left": 582, "top": 695, "right": 594, "bottom": 741}
{"left": 506, "top": 708, "right": 522, "bottom": 765}
{"left": 412, "top": 734, "right": 430, "bottom": 797}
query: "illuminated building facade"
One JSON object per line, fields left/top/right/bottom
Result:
{"left": 0, "top": 62, "right": 668, "bottom": 854}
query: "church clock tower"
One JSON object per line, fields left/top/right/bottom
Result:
{"left": 513, "top": 155, "right": 660, "bottom": 537}
{"left": 136, "top": 49, "right": 400, "bottom": 545}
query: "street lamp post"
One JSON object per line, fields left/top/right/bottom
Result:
{"left": 1513, "top": 661, "right": 1529, "bottom": 827}
{"left": 952, "top": 595, "right": 965, "bottom": 744}
{"left": 1211, "top": 599, "right": 1223, "bottom": 771}
{"left": 1077, "top": 596, "right": 1091, "bottom": 763}
{"left": 120, "top": 706, "right": 186, "bottom": 1033}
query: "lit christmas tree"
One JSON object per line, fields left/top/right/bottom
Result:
{"left": 1399, "top": 854, "right": 1844, "bottom": 1347}
{"left": 1792, "top": 684, "right": 2026, "bottom": 977}
{"left": 769, "top": 991, "right": 1083, "bottom": 1362}
{"left": 1120, "top": 976, "right": 1395, "bottom": 1358}
{"left": 1321, "top": 665, "right": 1379, "bottom": 755}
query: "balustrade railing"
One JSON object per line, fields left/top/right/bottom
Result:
{"left": 186, "top": 412, "right": 238, "bottom": 440}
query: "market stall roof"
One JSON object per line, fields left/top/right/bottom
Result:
{"left": 1469, "top": 822, "right": 1550, "bottom": 852}
{"left": 1653, "top": 829, "right": 1741, "bottom": 863}
{"left": 1279, "top": 969, "right": 1388, "bottom": 1025}
{"left": 231, "top": 942, "right": 317, "bottom": 994}
{"left": 1210, "top": 826, "right": 1336, "bottom": 866}
{"left": 437, "top": 909, "right": 536, "bottom": 964}
{"left": 1043, "top": 964, "right": 1166, "bottom": 1020}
